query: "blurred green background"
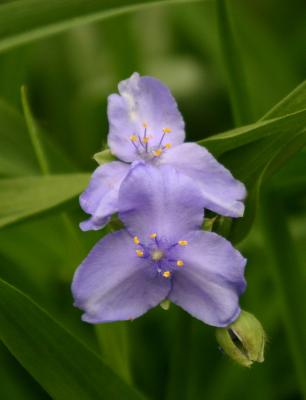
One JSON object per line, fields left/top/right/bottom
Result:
{"left": 1, "top": 0, "right": 306, "bottom": 399}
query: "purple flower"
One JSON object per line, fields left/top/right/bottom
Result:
{"left": 80, "top": 72, "right": 246, "bottom": 231}
{"left": 72, "top": 163, "right": 246, "bottom": 327}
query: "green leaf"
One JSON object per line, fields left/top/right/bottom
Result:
{"left": 95, "top": 323, "right": 132, "bottom": 384}
{"left": 199, "top": 109, "right": 306, "bottom": 157}
{"left": 262, "top": 80, "right": 306, "bottom": 119}
{"left": 199, "top": 80, "right": 306, "bottom": 156}
{"left": 228, "top": 81, "right": 306, "bottom": 242}
{"left": 0, "top": 174, "right": 90, "bottom": 229}
{"left": 0, "top": 342, "right": 47, "bottom": 400}
{"left": 93, "top": 148, "right": 116, "bottom": 165}
{"left": 0, "top": 97, "right": 38, "bottom": 176}
{"left": 229, "top": 129, "right": 306, "bottom": 242}
{"left": 0, "top": 277, "right": 144, "bottom": 400}
{"left": 271, "top": 149, "right": 306, "bottom": 195}
{"left": 21, "top": 86, "right": 50, "bottom": 175}
{"left": 0, "top": 0, "right": 203, "bottom": 54}
{"left": 0, "top": 96, "right": 76, "bottom": 177}
{"left": 199, "top": 80, "right": 306, "bottom": 242}
{"left": 216, "top": 0, "right": 250, "bottom": 125}
{"left": 261, "top": 194, "right": 306, "bottom": 397}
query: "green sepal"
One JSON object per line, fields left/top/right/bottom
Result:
{"left": 216, "top": 310, "right": 266, "bottom": 367}
{"left": 93, "top": 148, "right": 116, "bottom": 165}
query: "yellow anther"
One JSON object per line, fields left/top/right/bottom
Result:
{"left": 163, "top": 271, "right": 171, "bottom": 278}
{"left": 143, "top": 137, "right": 150, "bottom": 143}
{"left": 177, "top": 260, "right": 184, "bottom": 267}
{"left": 136, "top": 249, "right": 144, "bottom": 257}
{"left": 164, "top": 143, "right": 172, "bottom": 149}
{"left": 150, "top": 233, "right": 157, "bottom": 238}
{"left": 153, "top": 148, "right": 162, "bottom": 157}
{"left": 130, "top": 134, "right": 138, "bottom": 142}
{"left": 133, "top": 236, "right": 140, "bottom": 245}
{"left": 178, "top": 240, "right": 188, "bottom": 246}
{"left": 143, "top": 122, "right": 148, "bottom": 128}
{"left": 163, "top": 128, "right": 172, "bottom": 133}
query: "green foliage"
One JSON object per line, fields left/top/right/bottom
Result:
{"left": 199, "top": 80, "right": 306, "bottom": 242}
{"left": 0, "top": 277, "right": 144, "bottom": 399}
{"left": 94, "top": 148, "right": 116, "bottom": 164}
{"left": 0, "top": 0, "right": 305, "bottom": 399}
{"left": 0, "top": 0, "right": 203, "bottom": 53}
{"left": 0, "top": 174, "right": 89, "bottom": 228}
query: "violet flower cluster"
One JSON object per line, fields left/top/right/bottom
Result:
{"left": 72, "top": 73, "right": 247, "bottom": 327}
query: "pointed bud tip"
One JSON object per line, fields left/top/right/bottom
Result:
{"left": 216, "top": 310, "right": 266, "bottom": 368}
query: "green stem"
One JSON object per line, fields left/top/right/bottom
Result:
{"left": 165, "top": 309, "right": 192, "bottom": 400}
{"left": 216, "top": 0, "right": 251, "bottom": 126}
{"left": 95, "top": 323, "right": 132, "bottom": 385}
{"left": 261, "top": 191, "right": 306, "bottom": 397}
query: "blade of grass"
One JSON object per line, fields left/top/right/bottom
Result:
{"left": 21, "top": 86, "right": 50, "bottom": 174}
{"left": 95, "top": 323, "right": 132, "bottom": 384}
{"left": 0, "top": 0, "right": 205, "bottom": 54}
{"left": 216, "top": 0, "right": 250, "bottom": 125}
{"left": 261, "top": 192, "right": 306, "bottom": 397}
{"left": 21, "top": 86, "right": 133, "bottom": 381}
{"left": 0, "top": 277, "right": 145, "bottom": 400}
{"left": 21, "top": 86, "right": 86, "bottom": 278}
{"left": 0, "top": 174, "right": 89, "bottom": 229}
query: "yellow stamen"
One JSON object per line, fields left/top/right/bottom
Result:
{"left": 150, "top": 233, "right": 157, "bottom": 238}
{"left": 153, "top": 148, "right": 162, "bottom": 157}
{"left": 136, "top": 249, "right": 144, "bottom": 257}
{"left": 178, "top": 240, "right": 188, "bottom": 246}
{"left": 143, "top": 137, "right": 150, "bottom": 143}
{"left": 164, "top": 143, "right": 172, "bottom": 149}
{"left": 163, "top": 271, "right": 171, "bottom": 278}
{"left": 163, "top": 128, "right": 172, "bottom": 133}
{"left": 130, "top": 134, "right": 138, "bottom": 142}
{"left": 133, "top": 236, "right": 140, "bottom": 245}
{"left": 177, "top": 260, "right": 184, "bottom": 267}
{"left": 143, "top": 122, "right": 148, "bottom": 128}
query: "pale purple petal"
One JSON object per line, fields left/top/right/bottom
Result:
{"left": 169, "top": 231, "right": 246, "bottom": 327}
{"left": 160, "top": 143, "right": 246, "bottom": 217}
{"left": 107, "top": 72, "right": 185, "bottom": 162}
{"left": 80, "top": 161, "right": 129, "bottom": 231}
{"left": 119, "top": 163, "right": 204, "bottom": 243}
{"left": 72, "top": 230, "right": 170, "bottom": 323}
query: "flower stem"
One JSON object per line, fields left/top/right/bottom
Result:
{"left": 216, "top": 0, "right": 251, "bottom": 126}
{"left": 165, "top": 309, "right": 192, "bottom": 400}
{"left": 95, "top": 323, "right": 132, "bottom": 385}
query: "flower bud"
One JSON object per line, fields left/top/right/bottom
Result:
{"left": 216, "top": 310, "right": 266, "bottom": 367}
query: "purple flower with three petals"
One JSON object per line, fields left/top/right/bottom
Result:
{"left": 80, "top": 72, "right": 246, "bottom": 231}
{"left": 72, "top": 163, "right": 246, "bottom": 327}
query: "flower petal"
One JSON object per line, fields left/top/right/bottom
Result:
{"left": 108, "top": 72, "right": 185, "bottom": 162}
{"left": 79, "top": 161, "right": 129, "bottom": 231}
{"left": 169, "top": 231, "right": 247, "bottom": 327}
{"left": 119, "top": 163, "right": 204, "bottom": 243}
{"left": 72, "top": 230, "right": 170, "bottom": 323}
{"left": 160, "top": 142, "right": 246, "bottom": 217}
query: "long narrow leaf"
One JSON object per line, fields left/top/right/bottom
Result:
{"left": 0, "top": 174, "right": 90, "bottom": 228}
{"left": 0, "top": 277, "right": 144, "bottom": 400}
{"left": 0, "top": 0, "right": 203, "bottom": 53}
